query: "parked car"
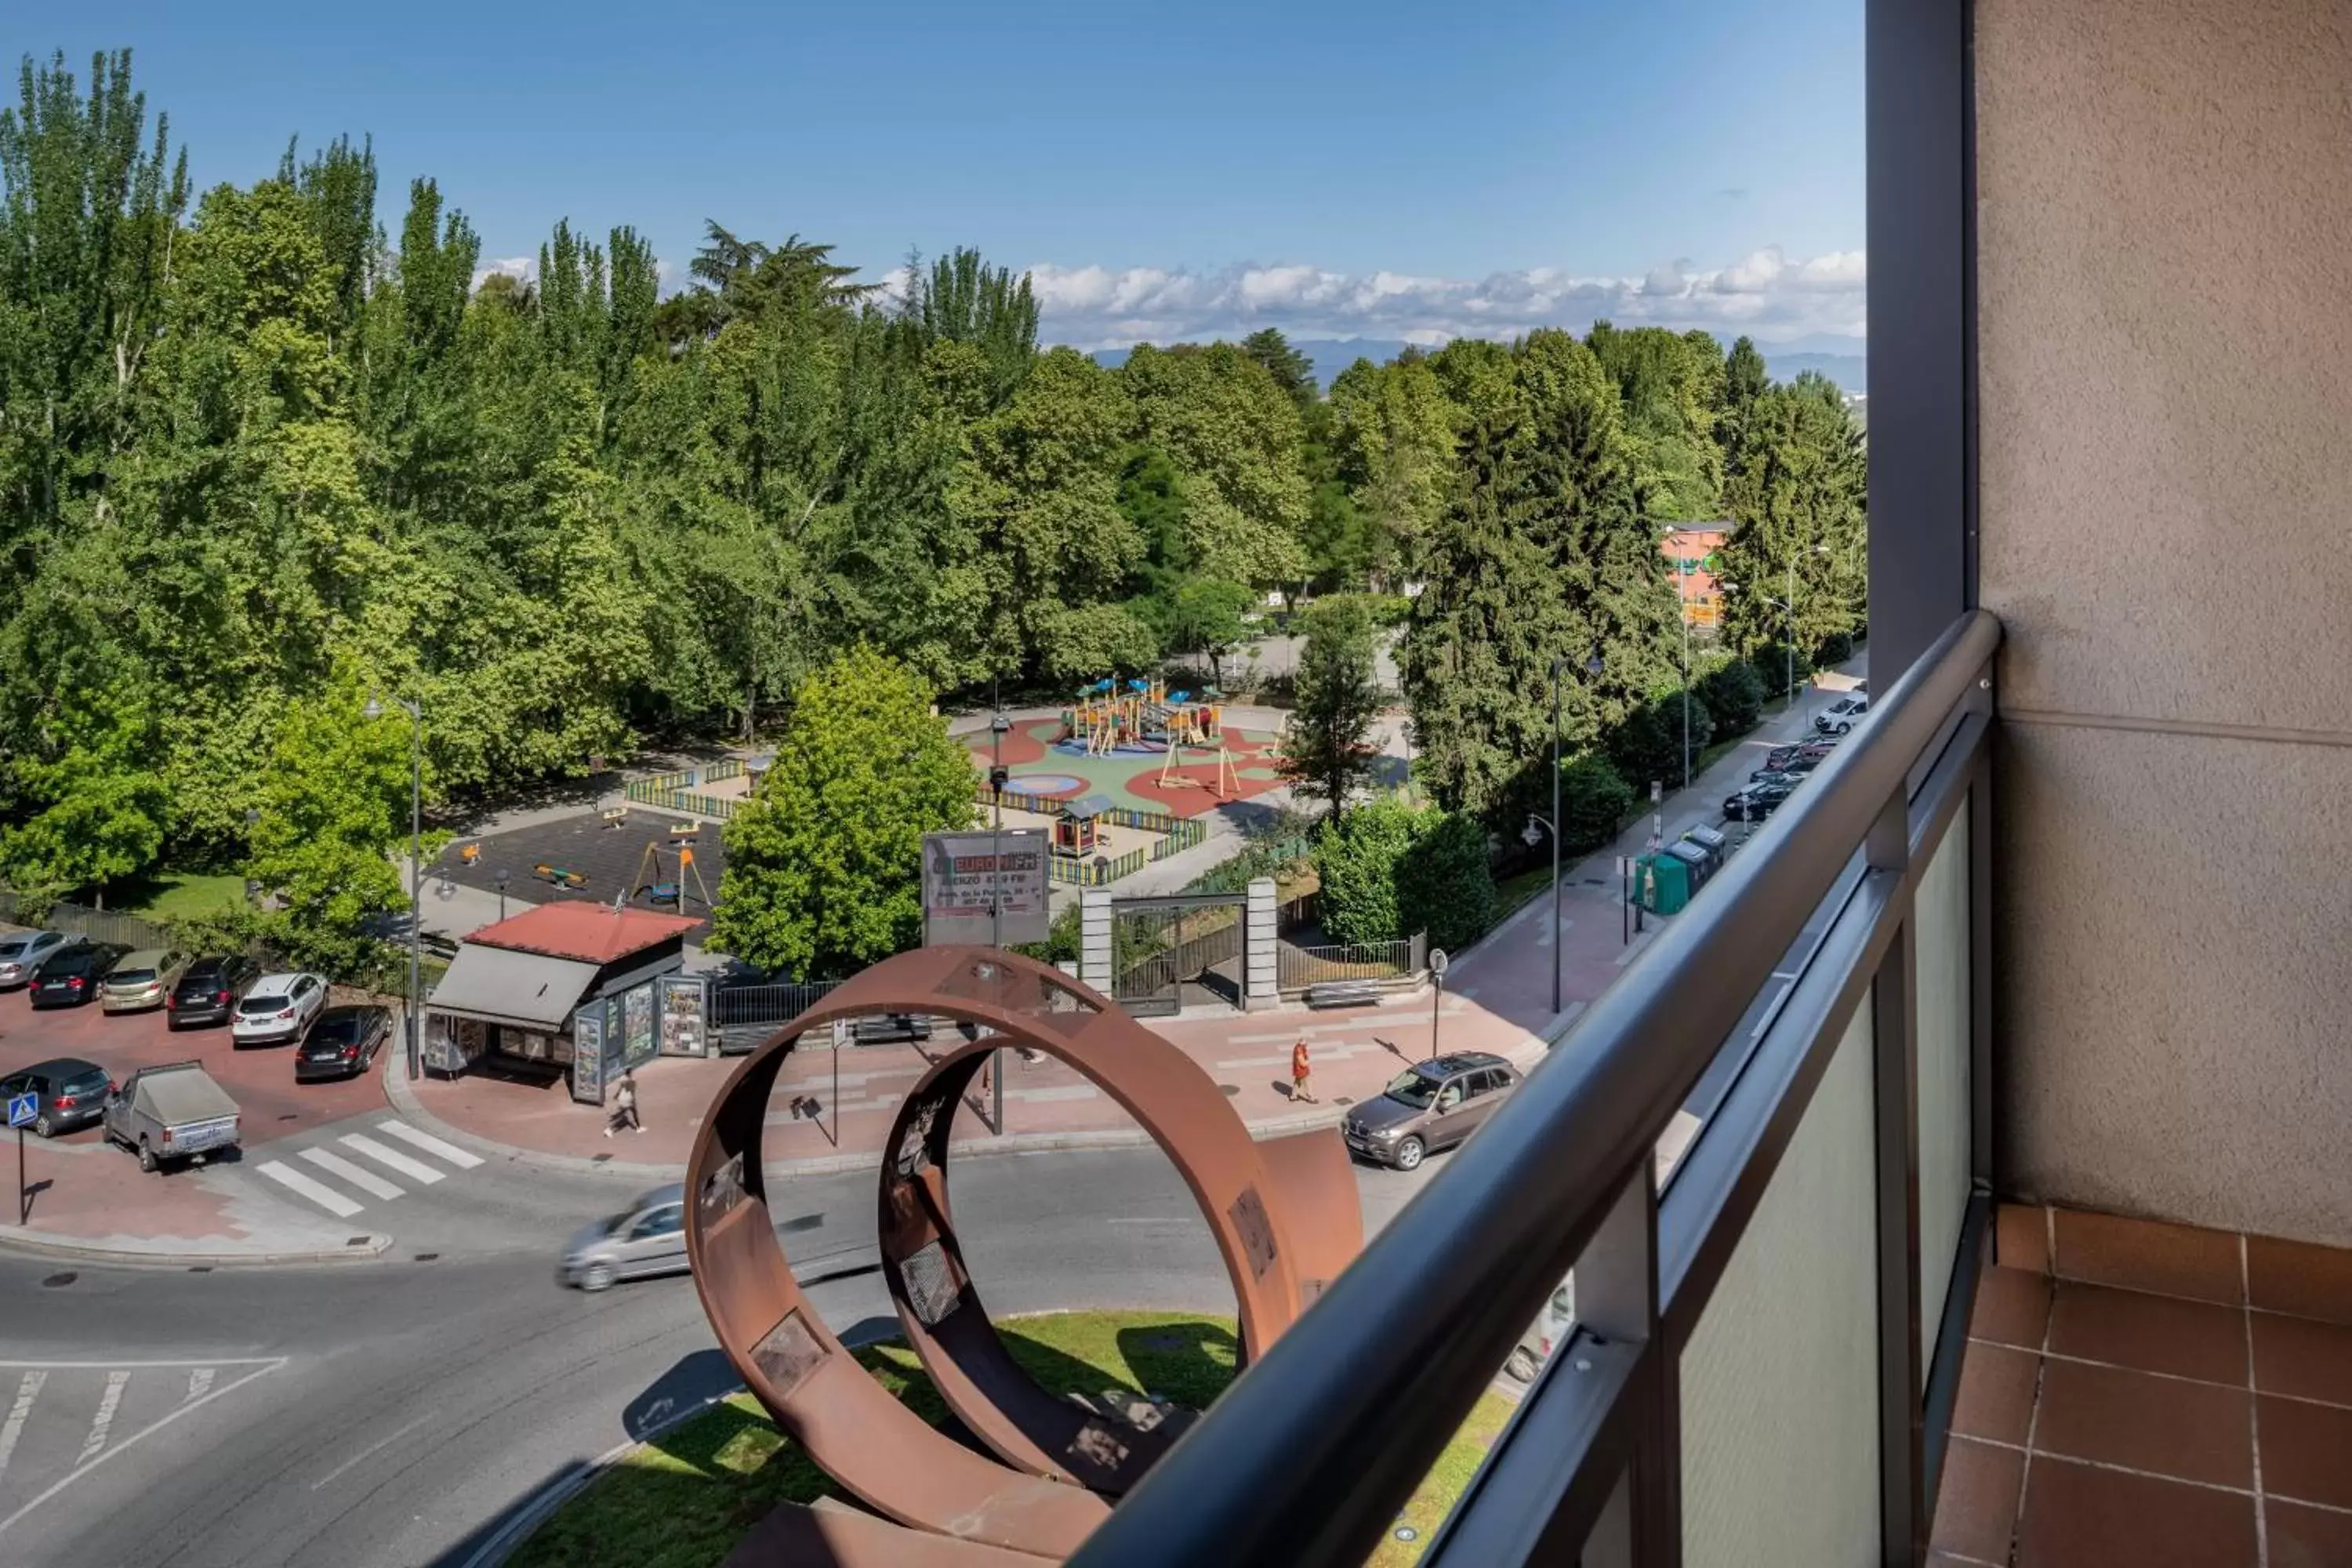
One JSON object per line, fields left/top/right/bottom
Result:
{"left": 1723, "top": 781, "right": 1798, "bottom": 822}
{"left": 168, "top": 954, "right": 262, "bottom": 1029}
{"left": 100, "top": 949, "right": 190, "bottom": 1014}
{"left": 101, "top": 1061, "right": 241, "bottom": 1172}
{"left": 1341, "top": 1052, "right": 1523, "bottom": 1171}
{"left": 0, "top": 929, "right": 71, "bottom": 991}
{"left": 1505, "top": 1280, "right": 1579, "bottom": 1384}
{"left": 295, "top": 1005, "right": 393, "bottom": 1082}
{"left": 0, "top": 1057, "right": 114, "bottom": 1138}
{"left": 230, "top": 972, "right": 329, "bottom": 1046}
{"left": 28, "top": 942, "right": 129, "bottom": 1010}
{"left": 560, "top": 1184, "right": 688, "bottom": 1291}
{"left": 1748, "top": 765, "right": 1803, "bottom": 787}
{"left": 1815, "top": 694, "right": 1870, "bottom": 735}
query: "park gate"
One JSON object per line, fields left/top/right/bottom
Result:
{"left": 1108, "top": 893, "right": 1248, "bottom": 1017}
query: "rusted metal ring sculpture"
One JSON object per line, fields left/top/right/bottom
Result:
{"left": 683, "top": 946, "right": 1360, "bottom": 1562}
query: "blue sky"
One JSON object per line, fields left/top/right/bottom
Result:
{"left": 22, "top": 0, "right": 1865, "bottom": 347}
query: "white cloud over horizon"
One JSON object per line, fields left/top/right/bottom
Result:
{"left": 1022, "top": 245, "right": 1867, "bottom": 351}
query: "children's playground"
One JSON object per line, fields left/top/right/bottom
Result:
{"left": 427, "top": 808, "right": 731, "bottom": 938}
{"left": 969, "top": 678, "right": 1293, "bottom": 825}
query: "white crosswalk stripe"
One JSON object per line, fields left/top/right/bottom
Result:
{"left": 296, "top": 1146, "right": 404, "bottom": 1200}
{"left": 336, "top": 1133, "right": 444, "bottom": 1185}
{"left": 241, "top": 1120, "right": 480, "bottom": 1218}
{"left": 256, "top": 1160, "right": 365, "bottom": 1218}
{"left": 373, "top": 1119, "right": 483, "bottom": 1168}
{"left": 0, "top": 1370, "right": 46, "bottom": 1481}
{"left": 0, "top": 1359, "right": 282, "bottom": 1532}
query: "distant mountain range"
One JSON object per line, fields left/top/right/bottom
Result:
{"left": 1087, "top": 336, "right": 1866, "bottom": 396}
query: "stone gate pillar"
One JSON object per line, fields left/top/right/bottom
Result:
{"left": 1080, "top": 888, "right": 1114, "bottom": 994}
{"left": 1244, "top": 877, "right": 1279, "bottom": 1011}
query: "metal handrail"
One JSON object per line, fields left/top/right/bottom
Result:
{"left": 1068, "top": 610, "right": 2001, "bottom": 1567}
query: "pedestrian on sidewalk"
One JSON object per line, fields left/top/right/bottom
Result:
{"left": 605, "top": 1070, "right": 642, "bottom": 1137}
{"left": 1290, "top": 1038, "right": 1316, "bottom": 1104}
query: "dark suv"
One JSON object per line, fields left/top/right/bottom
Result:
{"left": 169, "top": 954, "right": 260, "bottom": 1030}
{"left": 0, "top": 1057, "right": 114, "bottom": 1138}
{"left": 1341, "top": 1051, "right": 1523, "bottom": 1171}
{"left": 29, "top": 942, "right": 129, "bottom": 1009}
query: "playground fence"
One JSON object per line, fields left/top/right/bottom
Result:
{"left": 970, "top": 788, "right": 1207, "bottom": 885}
{"left": 626, "top": 764, "right": 742, "bottom": 823}
{"left": 1276, "top": 935, "right": 1424, "bottom": 996}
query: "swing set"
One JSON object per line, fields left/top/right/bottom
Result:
{"left": 631, "top": 824, "right": 714, "bottom": 911}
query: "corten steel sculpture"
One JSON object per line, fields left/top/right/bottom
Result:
{"left": 683, "top": 946, "right": 1362, "bottom": 1563}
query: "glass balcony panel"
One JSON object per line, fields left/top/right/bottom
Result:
{"left": 1915, "top": 805, "right": 1973, "bottom": 1379}
{"left": 1679, "top": 1000, "right": 1880, "bottom": 1568}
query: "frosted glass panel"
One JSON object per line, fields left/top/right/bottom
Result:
{"left": 1916, "top": 807, "right": 1972, "bottom": 1382}
{"left": 1681, "top": 1001, "right": 1880, "bottom": 1568}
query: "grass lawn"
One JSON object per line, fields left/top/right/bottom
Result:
{"left": 511, "top": 1308, "right": 1512, "bottom": 1568}
{"left": 114, "top": 869, "right": 246, "bottom": 921}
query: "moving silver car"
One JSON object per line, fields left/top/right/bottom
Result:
{"left": 559, "top": 1185, "right": 687, "bottom": 1291}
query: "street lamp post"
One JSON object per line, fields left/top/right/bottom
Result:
{"left": 988, "top": 695, "right": 1011, "bottom": 1135}
{"left": 365, "top": 694, "right": 423, "bottom": 1080}
{"left": 1548, "top": 657, "right": 1564, "bottom": 1014}
{"left": 494, "top": 867, "right": 511, "bottom": 924}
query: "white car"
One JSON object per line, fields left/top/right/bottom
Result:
{"left": 0, "top": 929, "right": 71, "bottom": 989}
{"left": 1815, "top": 694, "right": 1871, "bottom": 735}
{"left": 230, "top": 972, "right": 329, "bottom": 1046}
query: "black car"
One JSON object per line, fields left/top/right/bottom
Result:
{"left": 28, "top": 942, "right": 129, "bottom": 1009}
{"left": 294, "top": 1005, "right": 394, "bottom": 1082}
{"left": 0, "top": 1057, "right": 114, "bottom": 1138}
{"left": 169, "top": 953, "right": 261, "bottom": 1029}
{"left": 1722, "top": 781, "right": 1797, "bottom": 822}
{"left": 1748, "top": 765, "right": 1802, "bottom": 786}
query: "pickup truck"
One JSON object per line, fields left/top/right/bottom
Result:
{"left": 102, "top": 1062, "right": 242, "bottom": 1173}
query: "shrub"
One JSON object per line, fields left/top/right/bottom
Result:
{"left": 1396, "top": 812, "right": 1497, "bottom": 953}
{"left": 1012, "top": 902, "right": 1082, "bottom": 967}
{"left": 1813, "top": 630, "right": 1855, "bottom": 666}
{"left": 1749, "top": 641, "right": 1816, "bottom": 701}
{"left": 1557, "top": 755, "right": 1635, "bottom": 856}
{"left": 1312, "top": 796, "right": 1421, "bottom": 945}
{"left": 1698, "top": 661, "right": 1767, "bottom": 737}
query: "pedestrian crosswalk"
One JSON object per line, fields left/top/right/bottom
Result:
{"left": 0, "top": 1359, "right": 283, "bottom": 1534}
{"left": 252, "top": 1119, "right": 485, "bottom": 1220}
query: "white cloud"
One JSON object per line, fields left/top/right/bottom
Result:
{"left": 472, "top": 255, "right": 535, "bottom": 291}
{"left": 1026, "top": 245, "right": 1866, "bottom": 350}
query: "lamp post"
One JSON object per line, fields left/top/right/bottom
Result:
{"left": 494, "top": 866, "right": 511, "bottom": 924}
{"left": 365, "top": 694, "right": 423, "bottom": 1080}
{"left": 1523, "top": 812, "right": 1561, "bottom": 1016}
{"left": 988, "top": 692, "right": 1011, "bottom": 1134}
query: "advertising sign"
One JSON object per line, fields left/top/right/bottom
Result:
{"left": 621, "top": 982, "right": 658, "bottom": 1071}
{"left": 659, "top": 976, "right": 710, "bottom": 1058}
{"left": 571, "top": 1000, "right": 610, "bottom": 1105}
{"left": 922, "top": 828, "right": 1051, "bottom": 946}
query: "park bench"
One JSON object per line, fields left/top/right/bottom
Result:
{"left": 1305, "top": 978, "right": 1385, "bottom": 1011}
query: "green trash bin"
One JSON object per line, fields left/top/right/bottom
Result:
{"left": 1638, "top": 851, "right": 1690, "bottom": 916}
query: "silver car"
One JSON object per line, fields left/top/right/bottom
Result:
{"left": 103, "top": 949, "right": 190, "bottom": 1013}
{"left": 560, "top": 1185, "right": 687, "bottom": 1292}
{"left": 0, "top": 930, "right": 69, "bottom": 989}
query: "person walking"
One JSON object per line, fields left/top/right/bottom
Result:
{"left": 606, "top": 1069, "right": 642, "bottom": 1137}
{"left": 1290, "top": 1038, "right": 1316, "bottom": 1104}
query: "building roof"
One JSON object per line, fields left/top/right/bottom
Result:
{"left": 428, "top": 944, "right": 602, "bottom": 1031}
{"left": 1062, "top": 793, "right": 1116, "bottom": 820}
{"left": 466, "top": 901, "right": 701, "bottom": 965}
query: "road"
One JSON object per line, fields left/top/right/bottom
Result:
{"left": 0, "top": 1142, "right": 1444, "bottom": 1568}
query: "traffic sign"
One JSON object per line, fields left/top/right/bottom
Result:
{"left": 1429, "top": 948, "right": 1449, "bottom": 978}
{"left": 5, "top": 1092, "right": 34, "bottom": 1129}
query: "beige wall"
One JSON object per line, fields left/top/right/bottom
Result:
{"left": 1976, "top": 0, "right": 2352, "bottom": 1243}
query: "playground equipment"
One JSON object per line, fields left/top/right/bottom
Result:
{"left": 632, "top": 825, "right": 714, "bottom": 911}
{"left": 1053, "top": 795, "right": 1114, "bottom": 858}
{"left": 1156, "top": 688, "right": 1236, "bottom": 797}
{"left": 534, "top": 862, "right": 588, "bottom": 890}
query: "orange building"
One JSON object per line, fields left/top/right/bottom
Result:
{"left": 1661, "top": 522, "right": 1731, "bottom": 628}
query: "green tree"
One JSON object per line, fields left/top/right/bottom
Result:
{"left": 1311, "top": 795, "right": 1420, "bottom": 945}
{"left": 710, "top": 649, "right": 977, "bottom": 976}
{"left": 1697, "top": 659, "right": 1768, "bottom": 736}
{"left": 1715, "top": 373, "right": 1867, "bottom": 660}
{"left": 1556, "top": 754, "right": 1635, "bottom": 856}
{"left": 245, "top": 677, "right": 411, "bottom": 970}
{"left": 1165, "top": 579, "right": 1255, "bottom": 688}
{"left": 1396, "top": 810, "right": 1497, "bottom": 953}
{"left": 1280, "top": 593, "right": 1384, "bottom": 816}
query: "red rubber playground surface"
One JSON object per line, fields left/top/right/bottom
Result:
{"left": 969, "top": 719, "right": 1290, "bottom": 818}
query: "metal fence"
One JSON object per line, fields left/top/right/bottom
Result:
{"left": 626, "top": 761, "right": 745, "bottom": 822}
{"left": 972, "top": 787, "right": 1210, "bottom": 884}
{"left": 1276, "top": 935, "right": 1420, "bottom": 994}
{"left": 1069, "top": 608, "right": 2001, "bottom": 1567}
{"left": 0, "top": 891, "right": 179, "bottom": 953}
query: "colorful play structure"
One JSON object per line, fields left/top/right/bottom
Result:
{"left": 631, "top": 824, "right": 714, "bottom": 911}
{"left": 1054, "top": 794, "right": 1114, "bottom": 858}
{"left": 1062, "top": 676, "right": 1238, "bottom": 797}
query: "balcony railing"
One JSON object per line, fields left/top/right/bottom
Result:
{"left": 1072, "top": 609, "right": 1999, "bottom": 1567}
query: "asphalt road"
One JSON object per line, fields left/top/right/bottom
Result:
{"left": 0, "top": 1142, "right": 1443, "bottom": 1568}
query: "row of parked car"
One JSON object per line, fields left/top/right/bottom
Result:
{"left": 0, "top": 935, "right": 395, "bottom": 1141}
{"left": 1719, "top": 691, "right": 1871, "bottom": 823}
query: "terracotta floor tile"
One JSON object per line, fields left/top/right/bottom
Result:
{"left": 2031, "top": 1358, "right": 2252, "bottom": 1487}
{"left": 2048, "top": 1281, "right": 2248, "bottom": 1385}
{"left": 1998, "top": 1202, "right": 2049, "bottom": 1275}
{"left": 2253, "top": 1311, "right": 2352, "bottom": 1406}
{"left": 2266, "top": 1497, "right": 2352, "bottom": 1568}
{"left": 2052, "top": 1207, "right": 2243, "bottom": 1305}
{"left": 2014, "top": 1456, "right": 2256, "bottom": 1568}
{"left": 1954, "top": 1342, "right": 2042, "bottom": 1446}
{"left": 2249, "top": 1234, "right": 2352, "bottom": 1328}
{"left": 1973, "top": 1264, "right": 2054, "bottom": 1348}
{"left": 2259, "top": 1394, "right": 2352, "bottom": 1511}
{"left": 1930, "top": 1436, "right": 2025, "bottom": 1565}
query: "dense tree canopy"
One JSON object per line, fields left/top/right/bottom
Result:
{"left": 0, "top": 49, "right": 1865, "bottom": 931}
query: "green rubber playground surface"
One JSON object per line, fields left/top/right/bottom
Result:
{"left": 971, "top": 717, "right": 1290, "bottom": 818}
